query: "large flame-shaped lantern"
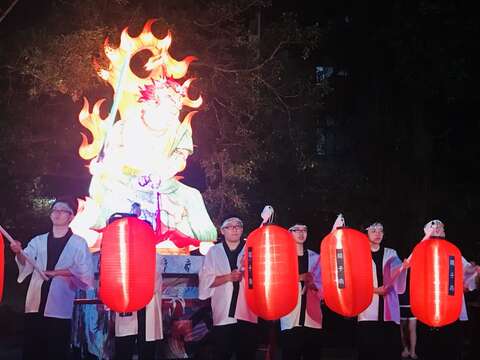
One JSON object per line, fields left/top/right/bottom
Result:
{"left": 410, "top": 237, "right": 463, "bottom": 327}
{"left": 79, "top": 20, "right": 202, "bottom": 160}
{"left": 99, "top": 217, "right": 156, "bottom": 312}
{"left": 320, "top": 227, "right": 373, "bottom": 317}
{"left": 244, "top": 225, "right": 299, "bottom": 320}
{"left": 71, "top": 19, "right": 218, "bottom": 253}
{"left": 0, "top": 233, "right": 4, "bottom": 302}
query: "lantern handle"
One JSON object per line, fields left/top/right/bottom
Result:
{"left": 259, "top": 205, "right": 274, "bottom": 227}
{"left": 331, "top": 213, "right": 345, "bottom": 232}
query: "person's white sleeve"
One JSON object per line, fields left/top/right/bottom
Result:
{"left": 16, "top": 236, "right": 38, "bottom": 283}
{"left": 312, "top": 258, "right": 323, "bottom": 300}
{"left": 388, "top": 251, "right": 407, "bottom": 294}
{"left": 155, "top": 254, "right": 163, "bottom": 293}
{"left": 462, "top": 257, "right": 478, "bottom": 291}
{"left": 69, "top": 240, "right": 94, "bottom": 290}
{"left": 198, "top": 251, "right": 216, "bottom": 300}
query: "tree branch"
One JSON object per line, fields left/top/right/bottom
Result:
{"left": 193, "top": 0, "right": 261, "bottom": 28}
{"left": 199, "top": 40, "right": 292, "bottom": 73}
{"left": 0, "top": 0, "right": 20, "bottom": 25}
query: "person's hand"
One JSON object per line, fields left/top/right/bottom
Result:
{"left": 43, "top": 270, "right": 57, "bottom": 279}
{"left": 229, "top": 269, "right": 243, "bottom": 282}
{"left": 465, "top": 261, "right": 479, "bottom": 275}
{"left": 9, "top": 240, "right": 23, "bottom": 255}
{"left": 300, "top": 272, "right": 318, "bottom": 291}
{"left": 402, "top": 258, "right": 411, "bottom": 270}
{"left": 374, "top": 286, "right": 387, "bottom": 296}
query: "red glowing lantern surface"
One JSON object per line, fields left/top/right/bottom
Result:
{"left": 99, "top": 217, "right": 156, "bottom": 312}
{"left": 0, "top": 233, "right": 4, "bottom": 302}
{"left": 244, "top": 225, "right": 299, "bottom": 320}
{"left": 410, "top": 237, "right": 463, "bottom": 327}
{"left": 320, "top": 227, "right": 373, "bottom": 317}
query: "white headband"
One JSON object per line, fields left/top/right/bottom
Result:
{"left": 366, "top": 222, "right": 383, "bottom": 231}
{"left": 288, "top": 224, "right": 307, "bottom": 231}
{"left": 221, "top": 217, "right": 243, "bottom": 229}
{"left": 52, "top": 202, "right": 74, "bottom": 214}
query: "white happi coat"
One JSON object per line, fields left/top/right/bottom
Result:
{"left": 358, "top": 247, "right": 406, "bottom": 324}
{"left": 198, "top": 242, "right": 257, "bottom": 326}
{"left": 280, "top": 250, "right": 323, "bottom": 331}
{"left": 459, "top": 256, "right": 478, "bottom": 321}
{"left": 115, "top": 254, "right": 163, "bottom": 341}
{"left": 16, "top": 232, "right": 94, "bottom": 319}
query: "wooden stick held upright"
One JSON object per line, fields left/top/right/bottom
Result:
{"left": 0, "top": 224, "right": 49, "bottom": 281}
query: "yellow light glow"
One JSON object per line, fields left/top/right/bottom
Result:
{"left": 119, "top": 221, "right": 129, "bottom": 305}
{"left": 80, "top": 20, "right": 202, "bottom": 161}
{"left": 334, "top": 231, "right": 348, "bottom": 313}
{"left": 433, "top": 244, "right": 441, "bottom": 322}
{"left": 264, "top": 230, "right": 273, "bottom": 303}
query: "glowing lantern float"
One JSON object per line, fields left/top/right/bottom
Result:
{"left": 320, "top": 227, "right": 373, "bottom": 317}
{"left": 410, "top": 237, "right": 463, "bottom": 327}
{"left": 244, "top": 225, "right": 299, "bottom": 320}
{"left": 99, "top": 216, "right": 156, "bottom": 312}
{"left": 0, "top": 233, "right": 4, "bottom": 302}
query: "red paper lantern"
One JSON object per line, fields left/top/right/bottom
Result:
{"left": 0, "top": 233, "right": 4, "bottom": 302}
{"left": 99, "top": 217, "right": 156, "bottom": 312}
{"left": 244, "top": 225, "right": 299, "bottom": 320}
{"left": 410, "top": 237, "right": 463, "bottom": 327}
{"left": 320, "top": 227, "right": 373, "bottom": 317}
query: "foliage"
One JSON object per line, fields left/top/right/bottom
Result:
{"left": 0, "top": 0, "right": 329, "bottom": 231}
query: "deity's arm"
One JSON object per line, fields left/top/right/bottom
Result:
{"left": 154, "top": 127, "right": 194, "bottom": 181}
{"left": 145, "top": 148, "right": 189, "bottom": 184}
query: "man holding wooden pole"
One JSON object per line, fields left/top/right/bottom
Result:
{"left": 7, "top": 196, "right": 94, "bottom": 360}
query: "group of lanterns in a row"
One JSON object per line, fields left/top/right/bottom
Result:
{"left": 91, "top": 217, "right": 463, "bottom": 328}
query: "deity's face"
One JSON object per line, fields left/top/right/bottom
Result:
{"left": 367, "top": 225, "right": 384, "bottom": 246}
{"left": 140, "top": 99, "right": 179, "bottom": 133}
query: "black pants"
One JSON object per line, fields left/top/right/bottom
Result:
{"left": 280, "top": 326, "right": 322, "bottom": 360}
{"left": 209, "top": 320, "right": 258, "bottom": 360}
{"left": 114, "top": 335, "right": 156, "bottom": 360}
{"left": 23, "top": 313, "right": 71, "bottom": 360}
{"left": 417, "top": 320, "right": 464, "bottom": 360}
{"left": 114, "top": 308, "right": 156, "bottom": 360}
{"left": 356, "top": 321, "right": 401, "bottom": 360}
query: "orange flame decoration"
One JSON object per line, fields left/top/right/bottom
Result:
{"left": 79, "top": 19, "right": 202, "bottom": 160}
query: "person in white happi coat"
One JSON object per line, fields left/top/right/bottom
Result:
{"left": 356, "top": 222, "right": 407, "bottom": 360}
{"left": 416, "top": 219, "right": 479, "bottom": 360}
{"left": 113, "top": 203, "right": 163, "bottom": 360}
{"left": 280, "top": 223, "right": 323, "bottom": 360}
{"left": 10, "top": 197, "right": 94, "bottom": 360}
{"left": 114, "top": 253, "right": 163, "bottom": 360}
{"left": 198, "top": 216, "right": 258, "bottom": 360}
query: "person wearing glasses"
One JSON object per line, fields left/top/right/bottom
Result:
{"left": 280, "top": 223, "right": 323, "bottom": 360}
{"left": 9, "top": 196, "right": 94, "bottom": 360}
{"left": 198, "top": 216, "right": 258, "bottom": 360}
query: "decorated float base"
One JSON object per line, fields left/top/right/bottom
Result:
{"left": 72, "top": 253, "right": 211, "bottom": 359}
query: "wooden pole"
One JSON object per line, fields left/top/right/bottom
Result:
{"left": 0, "top": 224, "right": 49, "bottom": 281}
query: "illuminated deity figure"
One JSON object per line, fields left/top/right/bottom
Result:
{"left": 72, "top": 20, "right": 217, "bottom": 252}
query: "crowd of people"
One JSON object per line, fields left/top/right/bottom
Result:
{"left": 7, "top": 197, "right": 480, "bottom": 360}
